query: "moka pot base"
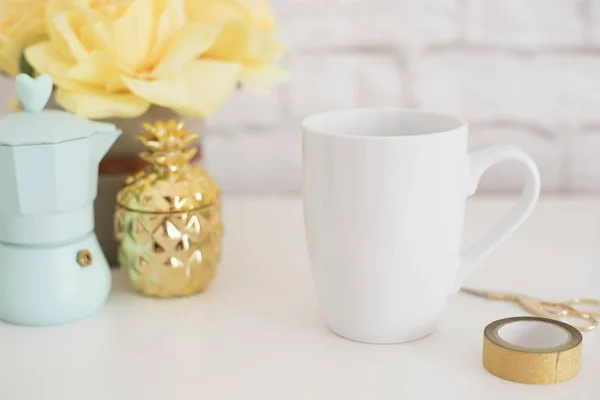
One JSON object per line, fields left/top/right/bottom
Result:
{"left": 0, "top": 205, "right": 93, "bottom": 244}
{"left": 0, "top": 232, "right": 111, "bottom": 326}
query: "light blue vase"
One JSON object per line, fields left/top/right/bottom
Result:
{"left": 0, "top": 74, "right": 121, "bottom": 326}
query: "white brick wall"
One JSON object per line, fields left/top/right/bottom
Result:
{"left": 565, "top": 126, "right": 600, "bottom": 191}
{"left": 2, "top": 0, "right": 600, "bottom": 193}
{"left": 465, "top": 0, "right": 585, "bottom": 47}
{"left": 414, "top": 52, "right": 600, "bottom": 125}
{"left": 289, "top": 52, "right": 405, "bottom": 116}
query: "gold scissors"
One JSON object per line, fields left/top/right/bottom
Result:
{"left": 461, "top": 287, "right": 600, "bottom": 332}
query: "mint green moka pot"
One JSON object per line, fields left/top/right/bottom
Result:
{"left": 0, "top": 74, "right": 121, "bottom": 326}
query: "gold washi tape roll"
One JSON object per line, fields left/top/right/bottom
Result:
{"left": 482, "top": 316, "right": 582, "bottom": 384}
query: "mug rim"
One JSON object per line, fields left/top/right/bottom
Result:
{"left": 301, "top": 107, "right": 468, "bottom": 140}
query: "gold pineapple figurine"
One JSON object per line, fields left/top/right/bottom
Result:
{"left": 114, "top": 120, "right": 223, "bottom": 297}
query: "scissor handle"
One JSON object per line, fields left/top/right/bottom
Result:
{"left": 537, "top": 302, "right": 598, "bottom": 332}
{"left": 517, "top": 297, "right": 561, "bottom": 319}
{"left": 557, "top": 306, "right": 598, "bottom": 332}
{"left": 564, "top": 298, "right": 600, "bottom": 318}
{"left": 519, "top": 297, "right": 598, "bottom": 332}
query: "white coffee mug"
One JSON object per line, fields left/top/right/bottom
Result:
{"left": 302, "top": 108, "right": 540, "bottom": 344}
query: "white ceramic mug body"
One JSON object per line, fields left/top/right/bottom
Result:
{"left": 302, "top": 108, "right": 540, "bottom": 344}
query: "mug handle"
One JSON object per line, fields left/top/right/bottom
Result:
{"left": 452, "top": 145, "right": 541, "bottom": 292}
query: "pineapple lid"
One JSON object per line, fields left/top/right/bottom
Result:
{"left": 116, "top": 120, "right": 219, "bottom": 213}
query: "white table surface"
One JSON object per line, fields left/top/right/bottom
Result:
{"left": 1, "top": 195, "right": 599, "bottom": 400}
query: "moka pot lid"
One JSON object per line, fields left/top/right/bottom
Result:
{"left": 0, "top": 74, "right": 116, "bottom": 146}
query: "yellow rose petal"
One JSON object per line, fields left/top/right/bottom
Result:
{"left": 172, "top": 60, "right": 243, "bottom": 116}
{"left": 151, "top": 0, "right": 188, "bottom": 61}
{"left": 186, "top": 0, "right": 246, "bottom": 24}
{"left": 122, "top": 74, "right": 188, "bottom": 108}
{"left": 240, "top": 64, "right": 288, "bottom": 92}
{"left": 50, "top": 11, "right": 89, "bottom": 61}
{"left": 46, "top": 0, "right": 76, "bottom": 16}
{"left": 152, "top": 23, "right": 221, "bottom": 76}
{"left": 247, "top": 1, "right": 278, "bottom": 30}
{"left": 110, "top": 0, "right": 155, "bottom": 71}
{"left": 246, "top": 33, "right": 285, "bottom": 65}
{"left": 123, "top": 60, "right": 242, "bottom": 117}
{"left": 0, "top": 51, "right": 19, "bottom": 76}
{"left": 66, "top": 51, "right": 128, "bottom": 92}
{"left": 205, "top": 22, "right": 249, "bottom": 62}
{"left": 45, "top": 2, "right": 73, "bottom": 61}
{"left": 26, "top": 41, "right": 104, "bottom": 93}
{"left": 26, "top": 41, "right": 73, "bottom": 75}
{"left": 56, "top": 87, "right": 150, "bottom": 119}
{"left": 84, "top": 20, "right": 136, "bottom": 78}
{"left": 0, "top": 39, "right": 28, "bottom": 76}
{"left": 0, "top": 0, "right": 47, "bottom": 75}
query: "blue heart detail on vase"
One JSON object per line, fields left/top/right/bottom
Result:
{"left": 16, "top": 74, "right": 53, "bottom": 113}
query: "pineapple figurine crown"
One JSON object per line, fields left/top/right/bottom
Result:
{"left": 138, "top": 120, "right": 199, "bottom": 170}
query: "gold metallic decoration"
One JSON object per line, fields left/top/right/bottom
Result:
{"left": 114, "top": 120, "right": 223, "bottom": 297}
{"left": 482, "top": 317, "right": 582, "bottom": 384}
{"left": 76, "top": 250, "right": 93, "bottom": 267}
{"left": 461, "top": 287, "right": 599, "bottom": 332}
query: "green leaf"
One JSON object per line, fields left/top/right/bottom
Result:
{"left": 19, "top": 52, "right": 34, "bottom": 77}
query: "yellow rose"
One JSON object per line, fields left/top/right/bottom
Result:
{"left": 26, "top": 0, "right": 244, "bottom": 119}
{"left": 187, "top": 0, "right": 287, "bottom": 90}
{"left": 0, "top": 0, "right": 47, "bottom": 76}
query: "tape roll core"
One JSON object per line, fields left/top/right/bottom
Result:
{"left": 482, "top": 316, "right": 582, "bottom": 384}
